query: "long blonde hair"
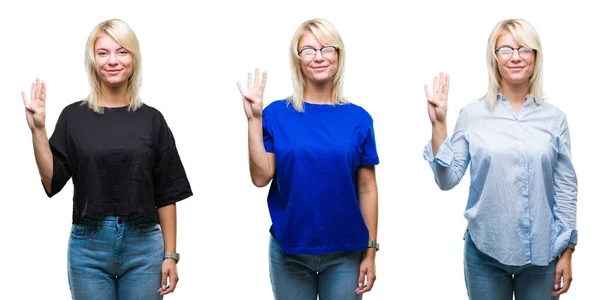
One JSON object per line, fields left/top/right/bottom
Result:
{"left": 83, "top": 19, "right": 143, "bottom": 113}
{"left": 485, "top": 19, "right": 544, "bottom": 109}
{"left": 288, "top": 18, "right": 346, "bottom": 112}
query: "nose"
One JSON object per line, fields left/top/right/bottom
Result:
{"left": 108, "top": 53, "right": 119, "bottom": 65}
{"left": 313, "top": 50, "right": 325, "bottom": 62}
{"left": 510, "top": 49, "right": 522, "bottom": 62}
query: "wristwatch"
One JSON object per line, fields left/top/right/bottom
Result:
{"left": 164, "top": 252, "right": 180, "bottom": 263}
{"left": 367, "top": 241, "right": 379, "bottom": 251}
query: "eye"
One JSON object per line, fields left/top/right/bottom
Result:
{"left": 299, "top": 48, "right": 316, "bottom": 55}
{"left": 518, "top": 47, "right": 533, "bottom": 53}
{"left": 119, "top": 50, "right": 129, "bottom": 55}
{"left": 97, "top": 52, "right": 108, "bottom": 56}
{"left": 321, "top": 46, "right": 337, "bottom": 53}
{"left": 496, "top": 46, "right": 514, "bottom": 54}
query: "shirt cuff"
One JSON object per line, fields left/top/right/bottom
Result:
{"left": 423, "top": 137, "right": 453, "bottom": 167}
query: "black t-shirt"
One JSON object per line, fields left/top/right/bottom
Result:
{"left": 46, "top": 101, "right": 193, "bottom": 224}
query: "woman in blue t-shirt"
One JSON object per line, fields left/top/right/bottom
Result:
{"left": 237, "top": 18, "right": 380, "bottom": 299}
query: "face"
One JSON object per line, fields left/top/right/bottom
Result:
{"left": 495, "top": 31, "right": 535, "bottom": 87}
{"left": 94, "top": 33, "right": 134, "bottom": 87}
{"left": 297, "top": 32, "right": 338, "bottom": 84}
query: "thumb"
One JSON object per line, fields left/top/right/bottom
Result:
{"left": 160, "top": 269, "right": 168, "bottom": 291}
{"left": 357, "top": 266, "right": 366, "bottom": 289}
{"left": 554, "top": 268, "right": 562, "bottom": 290}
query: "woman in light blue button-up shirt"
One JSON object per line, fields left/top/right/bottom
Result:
{"left": 424, "top": 19, "right": 577, "bottom": 300}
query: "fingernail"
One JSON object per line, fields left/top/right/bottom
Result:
{"left": 358, "top": 283, "right": 363, "bottom": 288}
{"left": 554, "top": 284, "right": 559, "bottom": 289}
{"left": 162, "top": 285, "right": 167, "bottom": 290}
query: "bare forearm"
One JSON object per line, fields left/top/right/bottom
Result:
{"left": 431, "top": 123, "right": 448, "bottom": 157}
{"left": 158, "top": 204, "right": 177, "bottom": 253}
{"left": 248, "top": 118, "right": 273, "bottom": 186}
{"left": 32, "top": 128, "right": 53, "bottom": 193}
{"left": 359, "top": 189, "right": 378, "bottom": 258}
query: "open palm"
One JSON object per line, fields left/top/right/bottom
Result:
{"left": 424, "top": 72, "right": 449, "bottom": 125}
{"left": 237, "top": 68, "right": 267, "bottom": 120}
{"left": 22, "top": 78, "right": 47, "bottom": 131}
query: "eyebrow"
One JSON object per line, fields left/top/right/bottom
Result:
{"left": 95, "top": 47, "right": 127, "bottom": 52}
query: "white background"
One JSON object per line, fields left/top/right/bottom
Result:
{"left": 1, "top": 0, "right": 597, "bottom": 299}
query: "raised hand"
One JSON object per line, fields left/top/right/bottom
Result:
{"left": 237, "top": 68, "right": 267, "bottom": 120}
{"left": 424, "top": 72, "right": 449, "bottom": 125}
{"left": 22, "top": 78, "right": 47, "bottom": 131}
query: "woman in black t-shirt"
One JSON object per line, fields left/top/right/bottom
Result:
{"left": 22, "top": 19, "right": 192, "bottom": 300}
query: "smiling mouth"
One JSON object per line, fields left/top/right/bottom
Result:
{"left": 107, "top": 69, "right": 122, "bottom": 74}
{"left": 313, "top": 66, "right": 328, "bottom": 70}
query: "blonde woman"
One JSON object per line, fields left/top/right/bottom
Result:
{"left": 237, "top": 19, "right": 379, "bottom": 299}
{"left": 424, "top": 19, "right": 577, "bottom": 299}
{"left": 22, "top": 19, "right": 192, "bottom": 299}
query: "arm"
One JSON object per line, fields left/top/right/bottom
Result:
{"left": 158, "top": 204, "right": 179, "bottom": 296}
{"left": 552, "top": 114, "right": 578, "bottom": 296}
{"left": 23, "top": 79, "right": 70, "bottom": 195}
{"left": 356, "top": 165, "right": 378, "bottom": 294}
{"left": 238, "top": 69, "right": 275, "bottom": 187}
{"left": 423, "top": 73, "right": 470, "bottom": 190}
{"left": 424, "top": 108, "right": 470, "bottom": 190}
{"left": 32, "top": 129, "right": 53, "bottom": 193}
{"left": 248, "top": 118, "right": 275, "bottom": 187}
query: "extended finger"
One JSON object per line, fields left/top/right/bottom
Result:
{"left": 424, "top": 84, "right": 432, "bottom": 100}
{"left": 40, "top": 80, "right": 47, "bottom": 102}
{"left": 254, "top": 68, "right": 260, "bottom": 89}
{"left": 433, "top": 75, "right": 439, "bottom": 94}
{"left": 259, "top": 70, "right": 268, "bottom": 92}
{"left": 30, "top": 82, "right": 35, "bottom": 103}
{"left": 22, "top": 91, "right": 29, "bottom": 107}
{"left": 442, "top": 73, "right": 450, "bottom": 94}
{"left": 237, "top": 81, "right": 246, "bottom": 97}
{"left": 247, "top": 72, "right": 252, "bottom": 93}
{"left": 35, "top": 78, "right": 41, "bottom": 100}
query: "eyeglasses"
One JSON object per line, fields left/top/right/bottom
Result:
{"left": 495, "top": 46, "right": 536, "bottom": 60}
{"left": 297, "top": 46, "right": 338, "bottom": 60}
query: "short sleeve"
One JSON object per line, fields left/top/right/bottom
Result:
{"left": 153, "top": 113, "right": 193, "bottom": 208}
{"left": 45, "top": 108, "right": 73, "bottom": 197}
{"left": 262, "top": 107, "right": 274, "bottom": 153}
{"left": 360, "top": 113, "right": 379, "bottom": 166}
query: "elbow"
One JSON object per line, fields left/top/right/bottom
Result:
{"left": 436, "top": 179, "right": 456, "bottom": 191}
{"left": 251, "top": 176, "right": 271, "bottom": 188}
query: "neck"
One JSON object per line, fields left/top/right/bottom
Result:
{"left": 99, "top": 83, "right": 128, "bottom": 107}
{"left": 304, "top": 81, "right": 333, "bottom": 104}
{"left": 500, "top": 81, "right": 529, "bottom": 105}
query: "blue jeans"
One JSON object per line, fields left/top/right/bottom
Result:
{"left": 464, "top": 232, "right": 559, "bottom": 300}
{"left": 67, "top": 215, "right": 164, "bottom": 300}
{"left": 268, "top": 235, "right": 364, "bottom": 300}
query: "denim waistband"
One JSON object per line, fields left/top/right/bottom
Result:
{"left": 77, "top": 213, "right": 153, "bottom": 226}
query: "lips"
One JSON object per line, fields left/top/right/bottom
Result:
{"left": 106, "top": 69, "right": 122, "bottom": 75}
{"left": 312, "top": 66, "right": 328, "bottom": 71}
{"left": 508, "top": 66, "right": 524, "bottom": 71}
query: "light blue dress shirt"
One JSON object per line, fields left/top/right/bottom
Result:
{"left": 424, "top": 94, "right": 577, "bottom": 266}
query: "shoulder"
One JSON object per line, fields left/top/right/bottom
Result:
{"left": 462, "top": 97, "right": 488, "bottom": 113}
{"left": 341, "top": 101, "right": 375, "bottom": 123}
{"left": 540, "top": 101, "right": 566, "bottom": 119}
{"left": 263, "top": 99, "right": 290, "bottom": 113}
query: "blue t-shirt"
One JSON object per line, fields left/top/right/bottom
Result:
{"left": 262, "top": 99, "right": 380, "bottom": 255}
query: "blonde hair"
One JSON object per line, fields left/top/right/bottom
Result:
{"left": 485, "top": 18, "right": 544, "bottom": 109}
{"left": 288, "top": 18, "right": 346, "bottom": 112}
{"left": 83, "top": 19, "right": 143, "bottom": 113}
